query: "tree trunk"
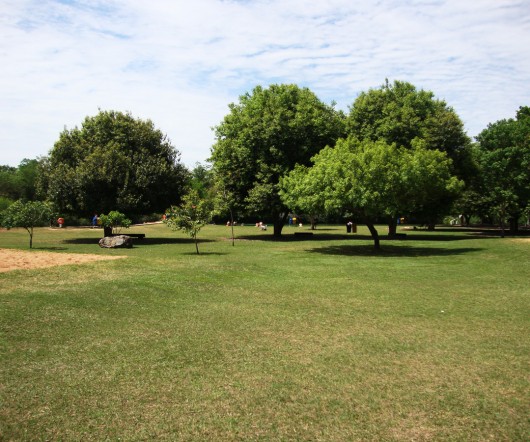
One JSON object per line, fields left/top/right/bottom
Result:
{"left": 273, "top": 220, "right": 284, "bottom": 237}
{"left": 29, "top": 228, "right": 33, "bottom": 249}
{"left": 509, "top": 217, "right": 519, "bottom": 234}
{"left": 273, "top": 213, "right": 287, "bottom": 237}
{"left": 230, "top": 208, "right": 235, "bottom": 246}
{"left": 104, "top": 226, "right": 112, "bottom": 237}
{"left": 366, "top": 222, "right": 380, "bottom": 250}
{"left": 498, "top": 206, "right": 509, "bottom": 238}
{"left": 388, "top": 217, "right": 397, "bottom": 237}
{"left": 499, "top": 206, "right": 507, "bottom": 237}
{"left": 195, "top": 236, "right": 200, "bottom": 254}
{"left": 427, "top": 222, "right": 436, "bottom": 231}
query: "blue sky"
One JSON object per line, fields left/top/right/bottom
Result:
{"left": 1, "top": 0, "right": 529, "bottom": 168}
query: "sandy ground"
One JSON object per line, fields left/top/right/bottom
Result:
{"left": 0, "top": 248, "right": 125, "bottom": 273}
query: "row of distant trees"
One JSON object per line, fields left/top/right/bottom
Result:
{"left": 0, "top": 159, "right": 39, "bottom": 211}
{"left": 1, "top": 80, "right": 529, "bottom": 249}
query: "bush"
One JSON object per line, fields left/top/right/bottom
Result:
{"left": 99, "top": 211, "right": 132, "bottom": 235}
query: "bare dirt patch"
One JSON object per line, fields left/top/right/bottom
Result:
{"left": 0, "top": 248, "right": 125, "bottom": 273}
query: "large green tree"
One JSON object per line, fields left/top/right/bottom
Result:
{"left": 210, "top": 84, "right": 345, "bottom": 236}
{"left": 37, "top": 110, "right": 188, "bottom": 215}
{"left": 347, "top": 80, "right": 471, "bottom": 230}
{"left": 281, "top": 137, "right": 461, "bottom": 249}
{"left": 475, "top": 106, "right": 530, "bottom": 234}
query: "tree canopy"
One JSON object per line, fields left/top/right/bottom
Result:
{"left": 0, "top": 159, "right": 39, "bottom": 202}
{"left": 346, "top": 79, "right": 471, "bottom": 228}
{"left": 347, "top": 80, "right": 470, "bottom": 160}
{"left": 37, "top": 110, "right": 189, "bottom": 215}
{"left": 189, "top": 163, "right": 213, "bottom": 200}
{"left": 475, "top": 106, "right": 530, "bottom": 234}
{"left": 281, "top": 137, "right": 461, "bottom": 249}
{"left": 280, "top": 164, "right": 326, "bottom": 230}
{"left": 210, "top": 84, "right": 345, "bottom": 236}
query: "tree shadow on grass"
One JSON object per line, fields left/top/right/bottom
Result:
{"left": 388, "top": 233, "right": 495, "bottom": 242}
{"left": 62, "top": 237, "right": 215, "bottom": 246}
{"left": 180, "top": 251, "right": 227, "bottom": 256}
{"left": 307, "top": 244, "right": 483, "bottom": 257}
{"left": 141, "top": 237, "right": 215, "bottom": 246}
{"left": 235, "top": 233, "right": 368, "bottom": 242}
{"left": 33, "top": 246, "right": 69, "bottom": 251}
{"left": 405, "top": 227, "right": 530, "bottom": 238}
{"left": 237, "top": 230, "right": 503, "bottom": 243}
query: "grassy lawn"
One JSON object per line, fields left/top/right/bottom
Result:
{"left": 1, "top": 223, "right": 529, "bottom": 440}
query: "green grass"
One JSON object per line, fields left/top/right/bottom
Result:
{"left": 1, "top": 223, "right": 529, "bottom": 440}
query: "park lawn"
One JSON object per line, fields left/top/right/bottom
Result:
{"left": 0, "top": 223, "right": 528, "bottom": 441}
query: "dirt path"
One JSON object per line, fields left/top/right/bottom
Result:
{"left": 0, "top": 248, "right": 125, "bottom": 273}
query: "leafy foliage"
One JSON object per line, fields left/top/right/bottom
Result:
{"left": 37, "top": 110, "right": 189, "bottom": 215}
{"left": 0, "top": 196, "right": 13, "bottom": 212}
{"left": 346, "top": 80, "right": 471, "bottom": 226}
{"left": 1, "top": 200, "right": 54, "bottom": 248}
{"left": 0, "top": 159, "right": 40, "bottom": 202}
{"left": 475, "top": 106, "right": 530, "bottom": 234}
{"left": 210, "top": 84, "right": 345, "bottom": 236}
{"left": 164, "top": 190, "right": 212, "bottom": 254}
{"left": 190, "top": 163, "right": 213, "bottom": 200}
{"left": 347, "top": 80, "right": 470, "bottom": 163}
{"left": 280, "top": 164, "right": 327, "bottom": 229}
{"left": 282, "top": 138, "right": 462, "bottom": 249}
{"left": 347, "top": 80, "right": 437, "bottom": 149}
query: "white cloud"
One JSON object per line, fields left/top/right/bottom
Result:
{"left": 1, "top": 0, "right": 529, "bottom": 167}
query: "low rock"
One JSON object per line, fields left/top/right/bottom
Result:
{"left": 99, "top": 235, "right": 133, "bottom": 248}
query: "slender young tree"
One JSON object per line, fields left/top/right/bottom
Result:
{"left": 1, "top": 200, "right": 54, "bottom": 248}
{"left": 164, "top": 190, "right": 212, "bottom": 255}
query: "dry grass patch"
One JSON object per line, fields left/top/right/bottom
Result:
{"left": 511, "top": 237, "right": 530, "bottom": 243}
{"left": 0, "top": 248, "right": 125, "bottom": 273}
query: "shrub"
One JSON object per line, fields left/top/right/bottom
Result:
{"left": 99, "top": 211, "right": 132, "bottom": 235}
